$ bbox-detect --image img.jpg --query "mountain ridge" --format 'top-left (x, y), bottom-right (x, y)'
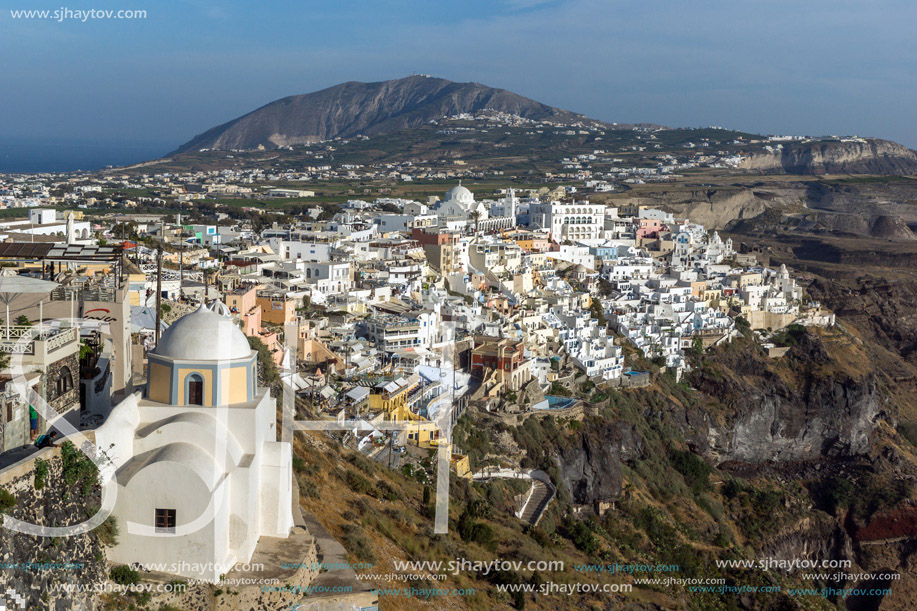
top-left (168, 76), bottom-right (640, 156)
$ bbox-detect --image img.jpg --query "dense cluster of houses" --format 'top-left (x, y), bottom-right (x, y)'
top-left (0, 179), bottom-right (835, 490)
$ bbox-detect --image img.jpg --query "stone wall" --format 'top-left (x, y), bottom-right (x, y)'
top-left (0, 446), bottom-right (107, 611)
top-left (43, 352), bottom-right (80, 419)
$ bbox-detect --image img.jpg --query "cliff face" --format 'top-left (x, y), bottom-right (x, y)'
top-left (721, 373), bottom-right (878, 463)
top-left (549, 333), bottom-right (880, 508)
top-left (553, 422), bottom-right (643, 506)
top-left (739, 138), bottom-right (917, 175)
top-left (170, 75), bottom-right (606, 154)
top-left (688, 334), bottom-right (881, 464)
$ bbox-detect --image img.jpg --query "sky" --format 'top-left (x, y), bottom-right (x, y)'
top-left (1, 0), bottom-right (915, 161)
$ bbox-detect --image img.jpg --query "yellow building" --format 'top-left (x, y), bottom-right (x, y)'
top-left (451, 454), bottom-right (471, 479)
top-left (256, 292), bottom-right (295, 326)
top-left (689, 281), bottom-right (707, 299)
top-left (368, 375), bottom-right (420, 422)
top-left (731, 272), bottom-right (763, 289)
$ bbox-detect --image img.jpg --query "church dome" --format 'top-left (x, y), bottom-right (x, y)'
top-left (153, 305), bottom-right (252, 361)
top-left (445, 184), bottom-right (474, 205)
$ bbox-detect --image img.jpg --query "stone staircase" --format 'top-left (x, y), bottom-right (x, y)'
top-left (518, 478), bottom-right (554, 526)
top-left (473, 468), bottom-right (556, 527)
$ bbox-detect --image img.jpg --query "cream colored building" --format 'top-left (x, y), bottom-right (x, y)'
top-left (97, 304), bottom-right (294, 582)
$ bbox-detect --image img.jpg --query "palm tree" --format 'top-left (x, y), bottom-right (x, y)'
top-left (470, 210), bottom-right (481, 235)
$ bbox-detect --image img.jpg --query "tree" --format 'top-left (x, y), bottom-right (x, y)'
top-left (597, 278), bottom-right (614, 297)
top-left (588, 298), bottom-right (606, 326)
top-left (248, 335), bottom-right (280, 388)
top-left (470, 210), bottom-right (481, 234)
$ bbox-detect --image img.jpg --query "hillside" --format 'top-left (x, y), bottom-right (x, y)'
top-left (277, 327), bottom-right (917, 610)
top-left (169, 76), bottom-right (617, 155)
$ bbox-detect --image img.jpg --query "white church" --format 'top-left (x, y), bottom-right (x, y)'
top-left (96, 303), bottom-right (294, 582)
top-left (435, 183), bottom-right (516, 233)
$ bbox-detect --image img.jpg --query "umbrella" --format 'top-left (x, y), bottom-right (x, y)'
top-left (0, 276), bottom-right (60, 339)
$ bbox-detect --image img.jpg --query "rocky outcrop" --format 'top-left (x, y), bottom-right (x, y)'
top-left (605, 186), bottom-right (799, 230)
top-left (739, 139), bottom-right (917, 175)
top-left (553, 422), bottom-right (643, 506)
top-left (723, 374), bottom-right (879, 462)
top-left (690, 335), bottom-right (882, 463)
top-left (170, 75), bottom-right (609, 154)
top-left (0, 450), bottom-right (107, 611)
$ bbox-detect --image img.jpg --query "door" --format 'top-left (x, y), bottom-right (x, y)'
top-left (188, 375), bottom-right (204, 406)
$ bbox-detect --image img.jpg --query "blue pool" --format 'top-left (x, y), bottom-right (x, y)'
top-left (536, 395), bottom-right (576, 410)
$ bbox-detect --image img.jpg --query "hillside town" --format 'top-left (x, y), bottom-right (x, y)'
top-left (0, 179), bottom-right (834, 454)
top-left (0, 175), bottom-right (835, 607)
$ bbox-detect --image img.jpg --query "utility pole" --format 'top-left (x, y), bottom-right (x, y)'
top-left (177, 213), bottom-right (183, 302)
top-left (155, 246), bottom-right (163, 347)
top-left (179, 241), bottom-right (184, 302)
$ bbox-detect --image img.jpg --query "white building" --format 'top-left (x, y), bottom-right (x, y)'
top-left (97, 305), bottom-right (294, 582)
top-left (301, 261), bottom-right (352, 295)
top-left (529, 202), bottom-right (606, 243)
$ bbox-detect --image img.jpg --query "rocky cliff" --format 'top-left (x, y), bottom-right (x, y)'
top-left (689, 334), bottom-right (882, 463)
top-left (739, 138), bottom-right (917, 175)
top-left (553, 422), bottom-right (644, 506)
top-left (170, 75), bottom-right (608, 154)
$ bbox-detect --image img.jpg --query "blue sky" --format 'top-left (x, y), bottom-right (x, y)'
top-left (2, 0), bottom-right (915, 150)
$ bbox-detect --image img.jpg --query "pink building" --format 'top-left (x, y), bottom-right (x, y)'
top-left (635, 219), bottom-right (669, 240)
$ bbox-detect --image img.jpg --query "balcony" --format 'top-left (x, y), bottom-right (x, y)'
top-left (0, 326), bottom-right (78, 358)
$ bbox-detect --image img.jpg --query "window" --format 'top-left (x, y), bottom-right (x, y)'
top-left (55, 366), bottom-right (73, 397)
top-left (187, 373), bottom-right (204, 406)
top-left (155, 508), bottom-right (176, 533)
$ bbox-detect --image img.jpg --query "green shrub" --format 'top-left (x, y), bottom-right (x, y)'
top-left (0, 489), bottom-right (16, 513)
top-left (564, 519), bottom-right (596, 555)
top-left (300, 479), bottom-right (319, 499)
top-left (897, 423), bottom-right (917, 448)
top-left (34, 458), bottom-right (49, 490)
top-left (96, 515), bottom-right (119, 547)
top-left (60, 441), bottom-right (99, 495)
top-left (849, 475), bottom-right (911, 519)
top-left (823, 477), bottom-right (855, 512)
top-left (110, 565), bottom-right (140, 585)
top-left (341, 524), bottom-right (376, 562)
top-left (345, 470), bottom-right (373, 495)
top-left (670, 449), bottom-right (711, 494)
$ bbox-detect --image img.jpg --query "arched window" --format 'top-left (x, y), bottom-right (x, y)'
top-left (55, 366), bottom-right (73, 397)
top-left (186, 373), bottom-right (204, 406)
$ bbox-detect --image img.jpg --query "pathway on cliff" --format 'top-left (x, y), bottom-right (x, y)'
top-left (473, 468), bottom-right (556, 526)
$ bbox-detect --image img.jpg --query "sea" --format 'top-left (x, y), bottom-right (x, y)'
top-left (0, 138), bottom-right (175, 174)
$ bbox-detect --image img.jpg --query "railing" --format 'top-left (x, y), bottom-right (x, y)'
top-left (47, 327), bottom-right (77, 352)
top-left (50, 282), bottom-right (122, 303)
top-left (0, 326), bottom-right (77, 355)
top-left (0, 340), bottom-right (34, 355)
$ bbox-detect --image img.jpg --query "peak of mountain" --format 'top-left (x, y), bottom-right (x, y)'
top-left (169, 76), bottom-right (618, 156)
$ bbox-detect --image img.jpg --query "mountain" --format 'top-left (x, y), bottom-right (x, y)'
top-left (169, 76), bottom-right (618, 156)
top-left (739, 138), bottom-right (917, 175)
